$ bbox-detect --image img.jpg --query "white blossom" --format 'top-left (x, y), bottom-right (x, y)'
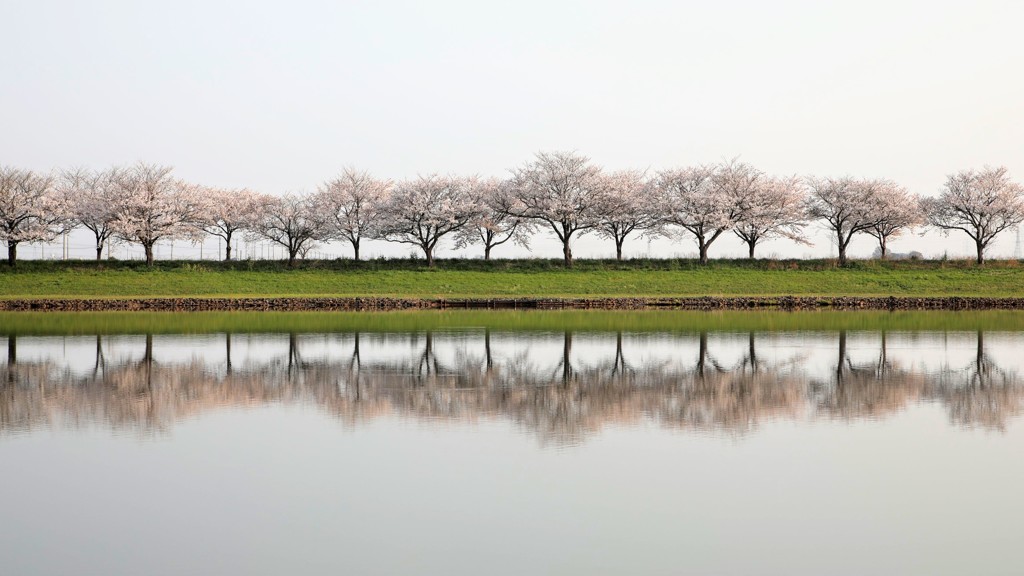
top-left (378, 174), bottom-right (479, 267)
top-left (62, 167), bottom-right (121, 260)
top-left (653, 164), bottom-right (728, 264)
top-left (805, 176), bottom-right (879, 265)
top-left (196, 187), bottom-right (270, 261)
top-left (510, 151), bottom-right (604, 267)
top-left (863, 181), bottom-right (922, 259)
top-left (731, 173), bottom-right (809, 259)
top-left (454, 178), bottom-right (533, 260)
top-left (315, 168), bottom-right (391, 261)
top-left (923, 166), bottom-right (1024, 264)
top-left (593, 169), bottom-right (657, 261)
top-left (255, 193), bottom-right (329, 266)
top-left (108, 163), bottom-right (205, 266)
top-left (0, 167), bottom-right (69, 266)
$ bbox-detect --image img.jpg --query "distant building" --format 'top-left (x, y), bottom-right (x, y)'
top-left (871, 247), bottom-right (923, 260)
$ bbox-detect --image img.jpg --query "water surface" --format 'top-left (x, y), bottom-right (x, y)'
top-left (2, 312), bottom-right (1024, 575)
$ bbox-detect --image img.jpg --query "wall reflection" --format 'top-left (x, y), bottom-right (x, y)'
top-left (3, 330), bottom-right (1023, 442)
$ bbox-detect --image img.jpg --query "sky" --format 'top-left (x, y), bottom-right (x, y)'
top-left (2, 0), bottom-right (1023, 260)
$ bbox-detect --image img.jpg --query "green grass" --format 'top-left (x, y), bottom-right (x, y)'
top-left (2, 258), bottom-right (1024, 298)
top-left (3, 309), bottom-right (1024, 336)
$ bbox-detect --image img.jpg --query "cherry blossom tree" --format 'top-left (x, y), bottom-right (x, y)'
top-left (805, 176), bottom-right (880, 266)
top-left (653, 165), bottom-right (727, 264)
top-left (62, 167), bottom-right (120, 260)
top-left (109, 163), bottom-right (205, 266)
top-left (316, 168), bottom-right (391, 261)
top-left (256, 193), bottom-right (329, 266)
top-left (593, 169), bottom-right (657, 260)
top-left (454, 178), bottom-right (532, 260)
top-left (197, 187), bottom-right (269, 261)
top-left (510, 151), bottom-right (604, 267)
top-left (731, 174), bottom-right (808, 259)
top-left (923, 166), bottom-right (1024, 264)
top-left (0, 167), bottom-right (68, 266)
top-left (863, 181), bottom-right (922, 259)
top-left (378, 174), bottom-right (479, 267)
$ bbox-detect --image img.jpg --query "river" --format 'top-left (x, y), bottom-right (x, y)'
top-left (2, 312), bottom-right (1023, 575)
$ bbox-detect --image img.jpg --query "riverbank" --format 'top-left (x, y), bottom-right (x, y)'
top-left (4, 295), bottom-right (1024, 312)
top-left (3, 258), bottom-right (1024, 299)
top-left (3, 309), bottom-right (1024, 335)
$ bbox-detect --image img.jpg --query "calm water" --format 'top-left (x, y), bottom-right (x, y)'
top-left (3, 318), bottom-right (1024, 575)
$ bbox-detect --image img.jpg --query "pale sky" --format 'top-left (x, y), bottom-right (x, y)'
top-left (3, 0), bottom-right (1023, 260)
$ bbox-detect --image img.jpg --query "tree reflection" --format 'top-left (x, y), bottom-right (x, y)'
top-left (931, 331), bottom-right (1023, 430)
top-left (2, 329), bottom-right (1024, 442)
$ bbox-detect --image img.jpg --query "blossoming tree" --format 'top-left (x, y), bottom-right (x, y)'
top-left (923, 166), bottom-right (1024, 264)
top-left (0, 167), bottom-right (68, 266)
top-left (863, 181), bottom-right (922, 259)
top-left (654, 165), bottom-right (727, 264)
top-left (510, 151), bottom-right (604, 267)
top-left (805, 176), bottom-right (880, 265)
top-left (197, 187), bottom-right (270, 261)
top-left (593, 169), bottom-right (657, 261)
top-left (63, 167), bottom-right (121, 260)
top-left (256, 193), bottom-right (329, 266)
top-left (731, 174), bottom-right (808, 259)
top-left (378, 174), bottom-right (479, 267)
top-left (109, 163), bottom-right (205, 266)
top-left (454, 177), bottom-right (532, 260)
top-left (316, 168), bottom-right (391, 261)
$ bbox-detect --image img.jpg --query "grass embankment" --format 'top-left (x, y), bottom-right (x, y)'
top-left (1, 258), bottom-right (1023, 298)
top-left (3, 309), bottom-right (1024, 336)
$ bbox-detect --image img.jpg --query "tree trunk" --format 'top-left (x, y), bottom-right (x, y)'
top-left (747, 240), bottom-right (756, 259)
top-left (484, 244), bottom-right (492, 261)
top-left (837, 331), bottom-right (847, 385)
top-left (561, 331), bottom-right (573, 385)
top-left (6, 335), bottom-right (14, 386)
top-left (748, 332), bottom-right (757, 372)
top-left (879, 331), bottom-right (888, 375)
top-left (976, 331), bottom-right (985, 379)
top-left (613, 331), bottom-right (625, 374)
top-left (287, 248), bottom-right (298, 267)
top-left (484, 329), bottom-right (493, 370)
top-left (615, 237), bottom-right (624, 261)
top-left (143, 333), bottom-right (154, 412)
top-left (698, 242), bottom-right (709, 265)
top-left (144, 242), bottom-right (154, 266)
top-left (94, 335), bottom-right (102, 372)
top-left (225, 333), bottom-right (232, 375)
top-left (976, 239), bottom-right (985, 265)
top-left (96, 244), bottom-right (103, 261)
top-left (697, 332), bottom-right (708, 377)
top-left (352, 238), bottom-right (360, 262)
top-left (878, 237), bottom-right (888, 260)
top-left (837, 242), bottom-right (848, 266)
top-left (7, 241), bottom-right (17, 266)
top-left (562, 239), bottom-right (573, 268)
top-left (287, 333), bottom-right (298, 375)
top-left (224, 233), bottom-right (233, 261)
top-left (424, 245), bottom-right (435, 267)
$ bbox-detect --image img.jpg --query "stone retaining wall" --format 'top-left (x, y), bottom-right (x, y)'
top-left (2, 296), bottom-right (1024, 312)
